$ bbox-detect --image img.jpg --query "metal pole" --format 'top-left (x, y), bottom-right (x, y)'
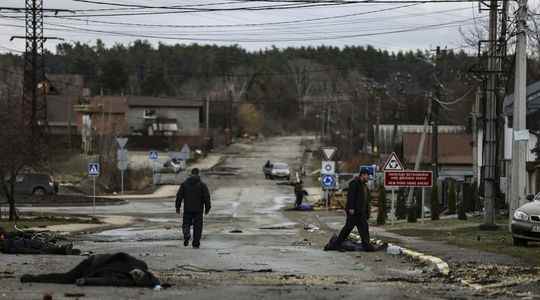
top-left (93, 176), bottom-right (96, 215)
top-left (391, 188), bottom-right (395, 225)
top-left (121, 170), bottom-right (124, 195)
top-left (510, 0), bottom-right (528, 228)
top-left (421, 188), bottom-right (425, 224)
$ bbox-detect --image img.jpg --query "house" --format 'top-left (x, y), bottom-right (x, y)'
top-left (126, 96), bottom-right (203, 136)
top-left (46, 74), bottom-right (85, 136)
top-left (503, 80), bottom-right (540, 131)
top-left (377, 124), bottom-right (467, 154)
top-left (402, 132), bottom-right (473, 182)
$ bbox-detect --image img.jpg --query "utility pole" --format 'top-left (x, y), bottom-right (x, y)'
top-left (472, 88), bottom-right (481, 186)
top-left (480, 0), bottom-right (500, 229)
top-left (432, 47), bottom-right (441, 184)
top-left (510, 0), bottom-right (528, 227)
top-left (8, 1), bottom-right (68, 149)
top-left (375, 94), bottom-right (381, 155)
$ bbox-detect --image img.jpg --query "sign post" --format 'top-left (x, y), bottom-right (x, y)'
top-left (320, 147), bottom-right (338, 209)
top-left (383, 152), bottom-right (404, 225)
top-left (421, 188), bottom-right (425, 224)
top-left (88, 162), bottom-right (100, 215)
top-left (116, 137), bottom-right (129, 195)
top-left (149, 150), bottom-right (159, 184)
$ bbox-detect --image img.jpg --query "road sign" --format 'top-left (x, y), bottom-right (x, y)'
top-left (321, 147), bottom-right (337, 160)
top-left (88, 163), bottom-right (100, 177)
top-left (117, 160), bottom-right (129, 171)
top-left (321, 161), bottom-right (336, 175)
top-left (384, 171), bottom-right (433, 188)
top-left (359, 165), bottom-right (376, 180)
top-left (180, 144), bottom-right (191, 159)
top-left (116, 137), bottom-right (128, 149)
top-left (321, 174), bottom-right (336, 189)
top-left (117, 149), bottom-right (128, 162)
top-left (149, 150), bottom-right (159, 161)
top-left (383, 152), bottom-right (404, 171)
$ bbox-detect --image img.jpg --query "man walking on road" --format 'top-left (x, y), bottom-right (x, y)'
top-left (334, 169), bottom-right (375, 251)
top-left (176, 168), bottom-right (211, 248)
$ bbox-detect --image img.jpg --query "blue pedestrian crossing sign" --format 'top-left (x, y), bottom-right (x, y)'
top-left (321, 174), bottom-right (336, 190)
top-left (88, 163), bottom-right (100, 177)
top-left (149, 150), bottom-right (159, 161)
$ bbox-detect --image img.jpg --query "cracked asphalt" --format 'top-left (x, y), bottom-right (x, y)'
top-left (1, 136), bottom-right (482, 299)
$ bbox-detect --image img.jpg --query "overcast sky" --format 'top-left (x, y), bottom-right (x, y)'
top-left (0, 0), bottom-right (490, 54)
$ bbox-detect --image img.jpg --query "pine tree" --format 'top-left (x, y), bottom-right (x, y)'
top-left (431, 185), bottom-right (440, 220)
top-left (377, 186), bottom-right (387, 225)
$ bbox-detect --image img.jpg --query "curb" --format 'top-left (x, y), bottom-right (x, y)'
top-left (349, 233), bottom-right (450, 276)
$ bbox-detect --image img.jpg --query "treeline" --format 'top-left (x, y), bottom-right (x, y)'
top-left (1, 40), bottom-right (486, 132)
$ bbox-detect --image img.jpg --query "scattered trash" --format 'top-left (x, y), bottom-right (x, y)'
top-left (153, 285), bottom-right (162, 291)
top-left (386, 245), bottom-right (402, 255)
top-left (292, 239), bottom-right (311, 247)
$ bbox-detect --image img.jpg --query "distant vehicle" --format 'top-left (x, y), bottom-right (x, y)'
top-left (264, 162), bottom-right (290, 180)
top-left (511, 193), bottom-right (540, 246)
top-left (162, 158), bottom-right (184, 173)
top-left (14, 173), bottom-right (58, 196)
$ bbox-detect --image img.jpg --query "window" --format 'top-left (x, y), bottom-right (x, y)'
top-left (143, 108), bottom-right (156, 119)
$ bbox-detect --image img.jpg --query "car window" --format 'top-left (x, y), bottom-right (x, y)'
top-left (274, 164), bottom-right (288, 169)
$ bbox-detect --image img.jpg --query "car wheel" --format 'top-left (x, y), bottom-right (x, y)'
top-left (513, 237), bottom-right (528, 247)
top-left (33, 187), bottom-right (46, 196)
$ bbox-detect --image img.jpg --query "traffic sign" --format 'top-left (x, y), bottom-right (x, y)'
top-left (321, 161), bottom-right (336, 175)
top-left (117, 160), bottom-right (129, 171)
top-left (359, 165), bottom-right (376, 180)
top-left (149, 150), bottom-right (159, 161)
top-left (321, 174), bottom-right (336, 189)
top-left (321, 147), bottom-right (337, 160)
top-left (117, 149), bottom-right (128, 162)
top-left (180, 144), bottom-right (191, 159)
top-left (384, 171), bottom-right (433, 188)
top-left (383, 152), bottom-right (404, 171)
top-left (88, 163), bottom-right (100, 177)
top-left (116, 137), bottom-right (128, 149)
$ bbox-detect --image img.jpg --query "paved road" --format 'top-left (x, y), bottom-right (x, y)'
top-left (2, 137), bottom-right (474, 299)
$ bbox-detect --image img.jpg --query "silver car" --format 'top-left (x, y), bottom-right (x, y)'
top-left (268, 163), bottom-right (290, 180)
top-left (511, 193), bottom-right (540, 246)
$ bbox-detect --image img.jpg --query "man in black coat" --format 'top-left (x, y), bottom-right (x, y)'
top-left (20, 252), bottom-right (160, 287)
top-left (334, 169), bottom-right (375, 251)
top-left (176, 168), bottom-right (211, 248)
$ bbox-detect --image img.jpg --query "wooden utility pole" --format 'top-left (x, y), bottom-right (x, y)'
top-left (510, 0), bottom-right (528, 227)
top-left (432, 47), bottom-right (441, 185)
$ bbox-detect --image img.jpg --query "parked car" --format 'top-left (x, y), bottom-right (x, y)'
top-left (511, 193), bottom-right (540, 246)
top-left (14, 173), bottom-right (58, 196)
top-left (266, 162), bottom-right (291, 180)
top-left (162, 158), bottom-right (185, 173)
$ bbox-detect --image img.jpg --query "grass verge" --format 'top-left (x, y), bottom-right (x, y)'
top-left (384, 217), bottom-right (540, 266)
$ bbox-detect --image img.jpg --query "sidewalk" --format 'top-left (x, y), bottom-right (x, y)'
top-left (103, 154), bottom-right (223, 200)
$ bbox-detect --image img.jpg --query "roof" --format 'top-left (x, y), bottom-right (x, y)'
top-left (127, 96), bottom-right (204, 108)
top-left (403, 132), bottom-right (473, 165)
top-left (503, 80), bottom-right (540, 117)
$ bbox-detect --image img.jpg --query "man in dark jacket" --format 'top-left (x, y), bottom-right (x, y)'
top-left (334, 169), bottom-right (375, 251)
top-left (20, 252), bottom-right (160, 287)
top-left (176, 168), bottom-right (211, 248)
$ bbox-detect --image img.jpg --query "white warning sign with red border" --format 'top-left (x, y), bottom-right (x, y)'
top-left (383, 152), bottom-right (404, 171)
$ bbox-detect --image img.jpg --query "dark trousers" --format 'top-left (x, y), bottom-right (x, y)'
top-left (335, 214), bottom-right (370, 246)
top-left (295, 192), bottom-right (304, 207)
top-left (183, 212), bottom-right (203, 245)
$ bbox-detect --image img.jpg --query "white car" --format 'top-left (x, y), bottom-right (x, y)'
top-left (268, 163), bottom-right (290, 180)
top-left (511, 193), bottom-right (540, 246)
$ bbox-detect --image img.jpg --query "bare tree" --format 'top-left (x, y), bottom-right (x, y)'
top-left (0, 71), bottom-right (46, 220)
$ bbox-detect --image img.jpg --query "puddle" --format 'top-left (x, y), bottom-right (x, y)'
top-left (255, 196), bottom-right (294, 214)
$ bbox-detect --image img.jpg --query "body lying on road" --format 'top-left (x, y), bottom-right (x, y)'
top-left (20, 252), bottom-right (160, 288)
top-left (0, 227), bottom-right (80, 255)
